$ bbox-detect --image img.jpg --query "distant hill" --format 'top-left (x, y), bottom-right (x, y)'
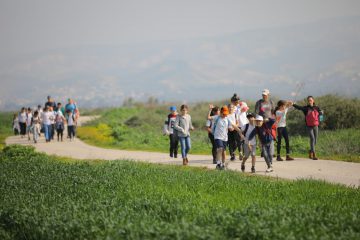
top-left (0, 16), bottom-right (359, 110)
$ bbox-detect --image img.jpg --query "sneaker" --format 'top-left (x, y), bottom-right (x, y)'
top-left (251, 166), bottom-right (255, 173)
top-left (266, 167), bottom-right (274, 173)
top-left (241, 164), bottom-right (245, 172)
top-left (170, 153), bottom-right (173, 158)
top-left (174, 154), bottom-right (178, 158)
top-left (216, 164), bottom-right (224, 170)
top-left (230, 155), bottom-right (235, 161)
top-left (276, 156), bottom-right (284, 161)
top-left (286, 155), bottom-right (294, 161)
top-left (213, 159), bottom-right (217, 164)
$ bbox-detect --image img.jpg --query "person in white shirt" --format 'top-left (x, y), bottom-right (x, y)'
top-left (42, 106), bottom-right (55, 142)
top-left (31, 111), bottom-right (41, 143)
top-left (26, 108), bottom-right (33, 141)
top-left (206, 106), bottom-right (220, 164)
top-left (241, 113), bottom-right (257, 173)
top-left (66, 109), bottom-right (76, 141)
top-left (12, 113), bottom-right (20, 135)
top-left (207, 105), bottom-right (244, 170)
top-left (275, 100), bottom-right (294, 161)
top-left (55, 109), bottom-right (66, 141)
top-left (18, 107), bottom-right (27, 137)
top-left (227, 104), bottom-right (238, 161)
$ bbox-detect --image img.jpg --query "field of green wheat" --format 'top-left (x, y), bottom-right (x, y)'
top-left (1, 145), bottom-right (359, 239)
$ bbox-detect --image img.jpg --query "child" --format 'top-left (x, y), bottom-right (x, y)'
top-left (49, 106), bottom-right (56, 140)
top-left (237, 101), bottom-right (249, 160)
top-left (12, 113), bottom-right (20, 135)
top-left (66, 109), bottom-right (76, 141)
top-left (255, 115), bottom-right (276, 172)
top-left (31, 111), bottom-right (41, 143)
top-left (55, 108), bottom-right (66, 141)
top-left (275, 100), bottom-right (294, 161)
top-left (241, 113), bottom-right (257, 173)
top-left (208, 105), bottom-right (244, 170)
top-left (174, 105), bottom-right (194, 165)
top-left (163, 106), bottom-right (179, 158)
top-left (227, 104), bottom-right (238, 161)
top-left (293, 96), bottom-right (323, 160)
top-left (18, 107), bottom-right (27, 138)
top-left (206, 106), bottom-right (220, 164)
top-left (26, 108), bottom-right (33, 141)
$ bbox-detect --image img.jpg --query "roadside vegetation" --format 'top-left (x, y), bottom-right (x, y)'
top-left (1, 145), bottom-right (359, 239)
top-left (77, 95), bottom-right (360, 162)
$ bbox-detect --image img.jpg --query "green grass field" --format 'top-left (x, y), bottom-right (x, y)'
top-left (77, 106), bottom-right (360, 163)
top-left (1, 145), bottom-right (359, 239)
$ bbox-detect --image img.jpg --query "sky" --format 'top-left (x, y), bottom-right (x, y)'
top-left (1, 0), bottom-right (360, 58)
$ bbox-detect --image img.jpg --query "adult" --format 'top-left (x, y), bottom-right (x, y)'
top-left (65, 98), bottom-right (77, 115)
top-left (255, 89), bottom-right (275, 156)
top-left (18, 107), bottom-right (27, 137)
top-left (42, 106), bottom-right (55, 142)
top-left (293, 96), bottom-right (323, 160)
top-left (254, 89), bottom-right (275, 119)
top-left (45, 96), bottom-right (57, 111)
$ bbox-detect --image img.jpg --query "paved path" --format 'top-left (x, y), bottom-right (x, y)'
top-left (5, 116), bottom-right (360, 187)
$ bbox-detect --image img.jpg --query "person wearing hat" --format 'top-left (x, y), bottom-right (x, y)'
top-left (207, 104), bottom-right (244, 170)
top-left (255, 114), bottom-right (276, 172)
top-left (163, 106), bottom-right (179, 158)
top-left (255, 89), bottom-right (275, 157)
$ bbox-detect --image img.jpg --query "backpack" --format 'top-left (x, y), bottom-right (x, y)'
top-left (306, 108), bottom-right (319, 127)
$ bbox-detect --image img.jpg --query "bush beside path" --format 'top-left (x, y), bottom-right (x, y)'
top-left (5, 116), bottom-right (360, 187)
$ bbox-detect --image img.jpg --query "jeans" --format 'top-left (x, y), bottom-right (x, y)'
top-left (262, 143), bottom-right (273, 167)
top-left (169, 133), bottom-right (179, 157)
top-left (44, 124), bottom-right (52, 141)
top-left (277, 127), bottom-right (290, 155)
top-left (68, 125), bottom-right (76, 139)
top-left (307, 126), bottom-right (318, 152)
top-left (179, 136), bottom-right (191, 159)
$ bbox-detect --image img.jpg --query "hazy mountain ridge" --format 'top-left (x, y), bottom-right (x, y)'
top-left (1, 16), bottom-right (360, 110)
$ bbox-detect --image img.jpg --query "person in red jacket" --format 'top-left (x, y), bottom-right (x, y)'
top-left (293, 96), bottom-right (323, 160)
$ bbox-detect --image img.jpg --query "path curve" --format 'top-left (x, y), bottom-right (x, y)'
top-left (5, 116), bottom-right (360, 187)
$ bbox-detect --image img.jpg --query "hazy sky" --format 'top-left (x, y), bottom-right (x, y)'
top-left (1, 0), bottom-right (360, 58)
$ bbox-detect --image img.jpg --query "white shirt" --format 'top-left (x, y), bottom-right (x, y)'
top-left (67, 113), bottom-right (75, 126)
top-left (213, 115), bottom-right (232, 141)
top-left (26, 113), bottom-right (32, 126)
top-left (42, 111), bottom-right (55, 125)
top-left (18, 112), bottom-right (27, 123)
top-left (276, 108), bottom-right (288, 128)
top-left (238, 112), bottom-right (249, 128)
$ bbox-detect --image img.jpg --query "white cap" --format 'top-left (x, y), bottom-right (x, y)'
top-left (255, 115), bottom-right (264, 121)
top-left (262, 89), bottom-right (270, 96)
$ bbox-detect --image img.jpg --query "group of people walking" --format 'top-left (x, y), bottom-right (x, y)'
top-left (13, 96), bottom-right (80, 143)
top-left (163, 89), bottom-right (323, 172)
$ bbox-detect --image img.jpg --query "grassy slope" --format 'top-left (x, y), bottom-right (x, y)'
top-left (1, 145), bottom-right (359, 239)
top-left (77, 106), bottom-right (360, 163)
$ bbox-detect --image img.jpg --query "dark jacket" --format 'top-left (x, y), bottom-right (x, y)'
top-left (256, 118), bottom-right (276, 145)
top-left (293, 104), bottom-right (322, 127)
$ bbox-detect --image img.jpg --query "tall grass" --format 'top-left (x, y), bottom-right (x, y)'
top-left (1, 145), bottom-right (359, 239)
